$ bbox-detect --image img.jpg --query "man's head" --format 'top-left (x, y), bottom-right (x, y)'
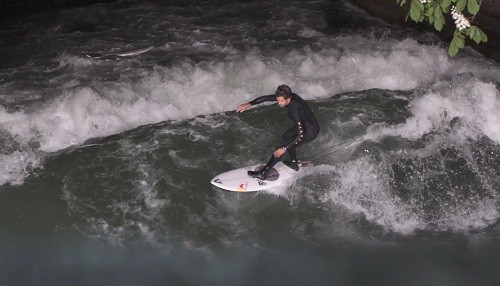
top-left (275, 85), bottom-right (292, 107)
top-left (275, 85), bottom-right (292, 99)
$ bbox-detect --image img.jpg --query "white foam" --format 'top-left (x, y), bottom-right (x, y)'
top-left (435, 198), bottom-right (499, 232)
top-left (298, 27), bottom-right (324, 38)
top-left (0, 150), bottom-right (43, 186)
top-left (367, 80), bottom-right (500, 145)
top-left (297, 151), bottom-right (499, 235)
top-left (1, 29), bottom-right (498, 187)
top-left (294, 37), bottom-right (453, 95)
top-left (318, 159), bottom-right (423, 235)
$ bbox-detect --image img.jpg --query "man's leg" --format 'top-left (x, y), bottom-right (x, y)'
top-left (248, 127), bottom-right (309, 179)
top-left (283, 145), bottom-right (299, 171)
top-left (248, 128), bottom-right (296, 180)
top-left (247, 154), bottom-right (281, 180)
top-left (284, 129), bottom-right (319, 171)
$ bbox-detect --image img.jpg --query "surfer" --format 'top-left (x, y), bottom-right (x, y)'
top-left (236, 85), bottom-right (320, 180)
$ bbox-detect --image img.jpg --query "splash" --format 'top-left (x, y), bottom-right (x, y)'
top-left (367, 78), bottom-right (500, 145)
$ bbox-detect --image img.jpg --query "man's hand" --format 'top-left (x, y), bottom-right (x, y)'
top-left (236, 103), bottom-right (251, 113)
top-left (273, 147), bottom-right (286, 158)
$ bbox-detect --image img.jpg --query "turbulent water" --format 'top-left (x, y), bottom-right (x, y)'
top-left (1, 0), bottom-right (499, 284)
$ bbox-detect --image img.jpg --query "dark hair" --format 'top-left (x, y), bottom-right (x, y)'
top-left (275, 85), bottom-right (292, 99)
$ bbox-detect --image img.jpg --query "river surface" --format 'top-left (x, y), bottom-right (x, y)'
top-left (1, 0), bottom-right (499, 285)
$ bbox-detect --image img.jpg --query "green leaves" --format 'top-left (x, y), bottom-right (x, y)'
top-left (449, 34), bottom-right (465, 56)
top-left (433, 4), bottom-right (444, 31)
top-left (448, 41), bottom-right (459, 57)
top-left (441, 0), bottom-right (452, 12)
top-left (399, 0), bottom-right (487, 57)
top-left (467, 0), bottom-right (480, 15)
top-left (456, 0), bottom-right (467, 12)
top-left (468, 26), bottom-right (488, 44)
top-left (434, 16), bottom-right (444, 31)
top-left (447, 25), bottom-right (488, 56)
top-left (409, 0), bottom-right (424, 21)
top-left (453, 35), bottom-right (465, 49)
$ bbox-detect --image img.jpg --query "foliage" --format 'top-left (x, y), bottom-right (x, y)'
top-left (397, 0), bottom-right (488, 56)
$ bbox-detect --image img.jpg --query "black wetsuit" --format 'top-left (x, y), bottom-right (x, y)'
top-left (248, 93), bottom-right (319, 177)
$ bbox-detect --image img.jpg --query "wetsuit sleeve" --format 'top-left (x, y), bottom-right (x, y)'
top-left (249, 94), bottom-right (276, 105)
top-left (282, 106), bottom-right (304, 149)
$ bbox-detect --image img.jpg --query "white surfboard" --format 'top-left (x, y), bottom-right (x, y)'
top-left (210, 161), bottom-right (307, 192)
top-left (113, 46), bottom-right (153, 57)
top-left (85, 46), bottom-right (153, 59)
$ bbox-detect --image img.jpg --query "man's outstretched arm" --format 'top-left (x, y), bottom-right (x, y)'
top-left (236, 94), bottom-right (275, 113)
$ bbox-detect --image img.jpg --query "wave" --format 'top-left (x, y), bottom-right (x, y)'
top-left (1, 36), bottom-right (485, 152)
top-left (1, 29), bottom-right (499, 189)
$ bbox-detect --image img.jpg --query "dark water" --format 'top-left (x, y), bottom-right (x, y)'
top-left (0, 0), bottom-right (499, 285)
